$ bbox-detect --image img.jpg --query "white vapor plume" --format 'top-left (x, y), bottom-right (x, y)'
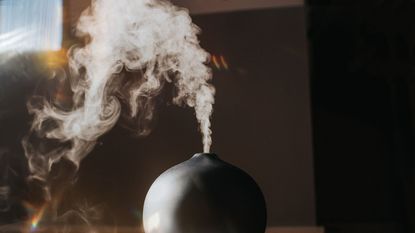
top-left (23, 0), bottom-right (215, 181)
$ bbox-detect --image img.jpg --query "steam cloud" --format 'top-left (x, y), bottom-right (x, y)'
top-left (23, 0), bottom-right (215, 182)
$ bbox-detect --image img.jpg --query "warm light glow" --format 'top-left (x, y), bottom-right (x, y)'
top-left (30, 220), bottom-right (38, 230)
top-left (211, 54), bottom-right (230, 70)
top-left (39, 49), bottom-right (68, 69)
top-left (27, 205), bottom-right (46, 232)
top-left (31, 212), bottom-right (43, 231)
top-left (212, 55), bottom-right (221, 70)
top-left (220, 55), bottom-right (229, 70)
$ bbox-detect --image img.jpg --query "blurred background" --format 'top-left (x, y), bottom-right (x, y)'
top-left (0, 0), bottom-right (414, 233)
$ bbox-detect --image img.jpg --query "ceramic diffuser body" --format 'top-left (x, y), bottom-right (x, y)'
top-left (143, 153), bottom-right (267, 233)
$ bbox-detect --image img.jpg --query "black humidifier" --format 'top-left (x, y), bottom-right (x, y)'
top-left (143, 153), bottom-right (267, 233)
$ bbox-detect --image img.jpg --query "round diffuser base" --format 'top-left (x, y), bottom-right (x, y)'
top-left (143, 153), bottom-right (267, 233)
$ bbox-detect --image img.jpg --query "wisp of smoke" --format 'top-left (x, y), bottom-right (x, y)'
top-left (23, 0), bottom-right (215, 182)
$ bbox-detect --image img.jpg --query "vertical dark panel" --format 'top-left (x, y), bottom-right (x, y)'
top-left (307, 1), bottom-right (415, 232)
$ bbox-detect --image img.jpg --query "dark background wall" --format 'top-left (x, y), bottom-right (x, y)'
top-left (307, 1), bottom-right (415, 232)
top-left (0, 3), bottom-right (316, 229)
top-left (73, 6), bottom-right (316, 227)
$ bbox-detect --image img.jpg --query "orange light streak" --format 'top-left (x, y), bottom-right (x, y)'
top-left (30, 206), bottom-right (46, 231)
top-left (39, 49), bottom-right (68, 69)
top-left (211, 55), bottom-right (221, 70)
top-left (220, 55), bottom-right (229, 70)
